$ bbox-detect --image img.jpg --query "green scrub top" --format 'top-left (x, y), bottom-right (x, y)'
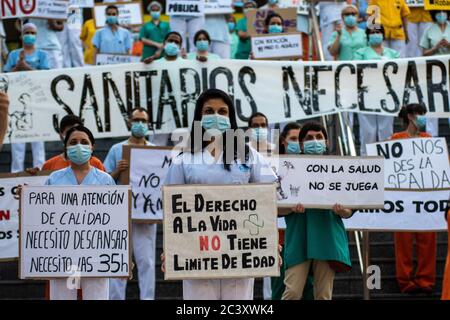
top-left (139, 20), bottom-right (171, 59)
top-left (354, 46), bottom-right (400, 60)
top-left (328, 28), bottom-right (368, 61)
top-left (235, 17), bottom-right (251, 60)
top-left (284, 209), bottom-right (352, 271)
top-left (420, 22), bottom-right (450, 56)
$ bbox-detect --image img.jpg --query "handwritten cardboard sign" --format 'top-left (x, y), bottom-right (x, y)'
top-left (251, 32), bottom-right (302, 60)
top-left (246, 7), bottom-right (297, 36)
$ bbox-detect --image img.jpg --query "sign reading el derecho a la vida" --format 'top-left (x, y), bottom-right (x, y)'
top-left (268, 155), bottom-right (385, 209)
top-left (252, 33), bottom-right (302, 60)
top-left (366, 137), bottom-right (450, 189)
top-left (93, 1), bottom-right (143, 28)
top-left (163, 184), bottom-right (279, 280)
top-left (20, 185), bottom-right (131, 279)
top-left (0, 0), bottom-right (69, 19)
top-left (166, 0), bottom-right (205, 16)
top-left (122, 146), bottom-right (173, 222)
top-left (0, 173), bottom-right (49, 261)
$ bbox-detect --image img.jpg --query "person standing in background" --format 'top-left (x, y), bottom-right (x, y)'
top-left (140, 1), bottom-right (171, 61)
top-left (406, 5), bottom-right (432, 58)
top-left (354, 25), bottom-right (400, 155)
top-left (205, 12), bottom-right (232, 59)
top-left (57, 5), bottom-right (84, 68)
top-left (169, 0), bottom-right (205, 52)
top-left (352, 0), bottom-right (368, 29)
top-left (367, 0), bottom-right (410, 57)
top-left (227, 15), bottom-right (239, 58)
top-left (28, 18), bottom-right (64, 69)
top-left (420, 9), bottom-right (450, 138)
top-left (187, 30), bottom-right (221, 61)
top-left (236, 0), bottom-right (257, 60)
top-left (92, 5), bottom-right (133, 57)
top-left (317, 0), bottom-right (350, 61)
top-left (4, 23), bottom-right (48, 173)
top-left (391, 103), bottom-right (436, 294)
top-left (80, 18), bottom-right (97, 65)
top-left (105, 108), bottom-right (157, 301)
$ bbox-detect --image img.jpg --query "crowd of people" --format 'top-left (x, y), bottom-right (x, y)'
top-left (0, 0), bottom-right (449, 301)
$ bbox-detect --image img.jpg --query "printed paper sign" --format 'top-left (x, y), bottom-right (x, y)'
top-left (268, 155), bottom-right (385, 209)
top-left (406, 0), bottom-right (424, 6)
top-left (344, 189), bottom-right (449, 231)
top-left (0, 173), bottom-right (49, 261)
top-left (123, 146), bottom-right (173, 222)
top-left (94, 1), bottom-right (143, 28)
top-left (166, 0), bottom-right (205, 16)
top-left (70, 0), bottom-right (94, 8)
top-left (20, 185), bottom-right (131, 278)
top-left (96, 54), bottom-right (141, 65)
top-left (205, 0), bottom-right (233, 14)
top-left (424, 0), bottom-right (449, 10)
top-left (252, 33), bottom-right (302, 59)
top-left (163, 183), bottom-right (279, 280)
top-left (366, 137), bottom-right (450, 189)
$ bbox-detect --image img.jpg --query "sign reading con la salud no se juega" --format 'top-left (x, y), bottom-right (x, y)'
top-left (163, 183), bottom-right (279, 280)
top-left (20, 185), bottom-right (131, 279)
top-left (268, 155), bottom-right (385, 209)
top-left (2, 56), bottom-right (450, 144)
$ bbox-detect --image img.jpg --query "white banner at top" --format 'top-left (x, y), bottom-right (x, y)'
top-left (1, 56), bottom-right (449, 144)
top-left (0, 0), bottom-right (69, 20)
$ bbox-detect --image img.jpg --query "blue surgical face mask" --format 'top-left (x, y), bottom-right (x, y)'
top-left (344, 15), bottom-right (357, 27)
top-left (303, 140), bottom-right (327, 155)
top-left (196, 40), bottom-right (209, 51)
top-left (67, 144), bottom-right (92, 165)
top-left (287, 141), bottom-right (300, 154)
top-left (131, 121), bottom-right (148, 138)
top-left (415, 115), bottom-right (427, 131)
top-left (436, 12), bottom-right (448, 25)
top-left (164, 42), bottom-right (180, 57)
top-left (23, 34), bottom-right (36, 46)
top-left (201, 114), bottom-right (231, 133)
top-left (268, 24), bottom-right (283, 34)
top-left (368, 33), bottom-right (383, 46)
top-left (106, 15), bottom-right (118, 25)
top-left (252, 128), bottom-right (268, 142)
top-left (228, 22), bottom-right (236, 32)
top-left (151, 11), bottom-right (161, 20)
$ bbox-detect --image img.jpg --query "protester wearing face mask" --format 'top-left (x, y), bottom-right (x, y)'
top-left (328, 5), bottom-right (367, 129)
top-left (264, 13), bottom-right (284, 35)
top-left (420, 10), bottom-right (450, 138)
top-left (104, 108), bottom-right (157, 301)
top-left (236, 0), bottom-right (257, 59)
top-left (187, 30), bottom-right (220, 62)
top-left (4, 22), bottom-right (48, 174)
top-left (354, 25), bottom-right (400, 155)
top-left (248, 112), bottom-right (275, 156)
top-left (281, 121), bottom-right (352, 300)
top-left (227, 15), bottom-right (239, 59)
top-left (44, 125), bottom-right (115, 300)
top-left (204, 11), bottom-right (232, 59)
top-left (390, 104), bottom-right (437, 294)
top-left (140, 1), bottom-right (170, 61)
top-left (162, 89), bottom-right (277, 300)
top-left (92, 5), bottom-right (133, 58)
top-left (144, 31), bottom-right (184, 64)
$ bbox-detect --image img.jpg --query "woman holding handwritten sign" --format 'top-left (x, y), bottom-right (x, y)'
top-left (390, 103), bottom-right (436, 294)
top-left (163, 88), bottom-right (277, 300)
top-left (281, 122), bottom-right (352, 300)
top-left (44, 126), bottom-right (115, 300)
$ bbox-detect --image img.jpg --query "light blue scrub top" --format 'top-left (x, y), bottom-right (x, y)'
top-left (92, 26), bottom-right (133, 54)
top-left (45, 166), bottom-right (116, 186)
top-left (103, 139), bottom-right (154, 174)
top-left (164, 147), bottom-right (277, 185)
top-left (4, 49), bottom-right (50, 72)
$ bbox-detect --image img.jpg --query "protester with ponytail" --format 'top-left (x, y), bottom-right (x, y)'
top-left (391, 103), bottom-right (437, 294)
